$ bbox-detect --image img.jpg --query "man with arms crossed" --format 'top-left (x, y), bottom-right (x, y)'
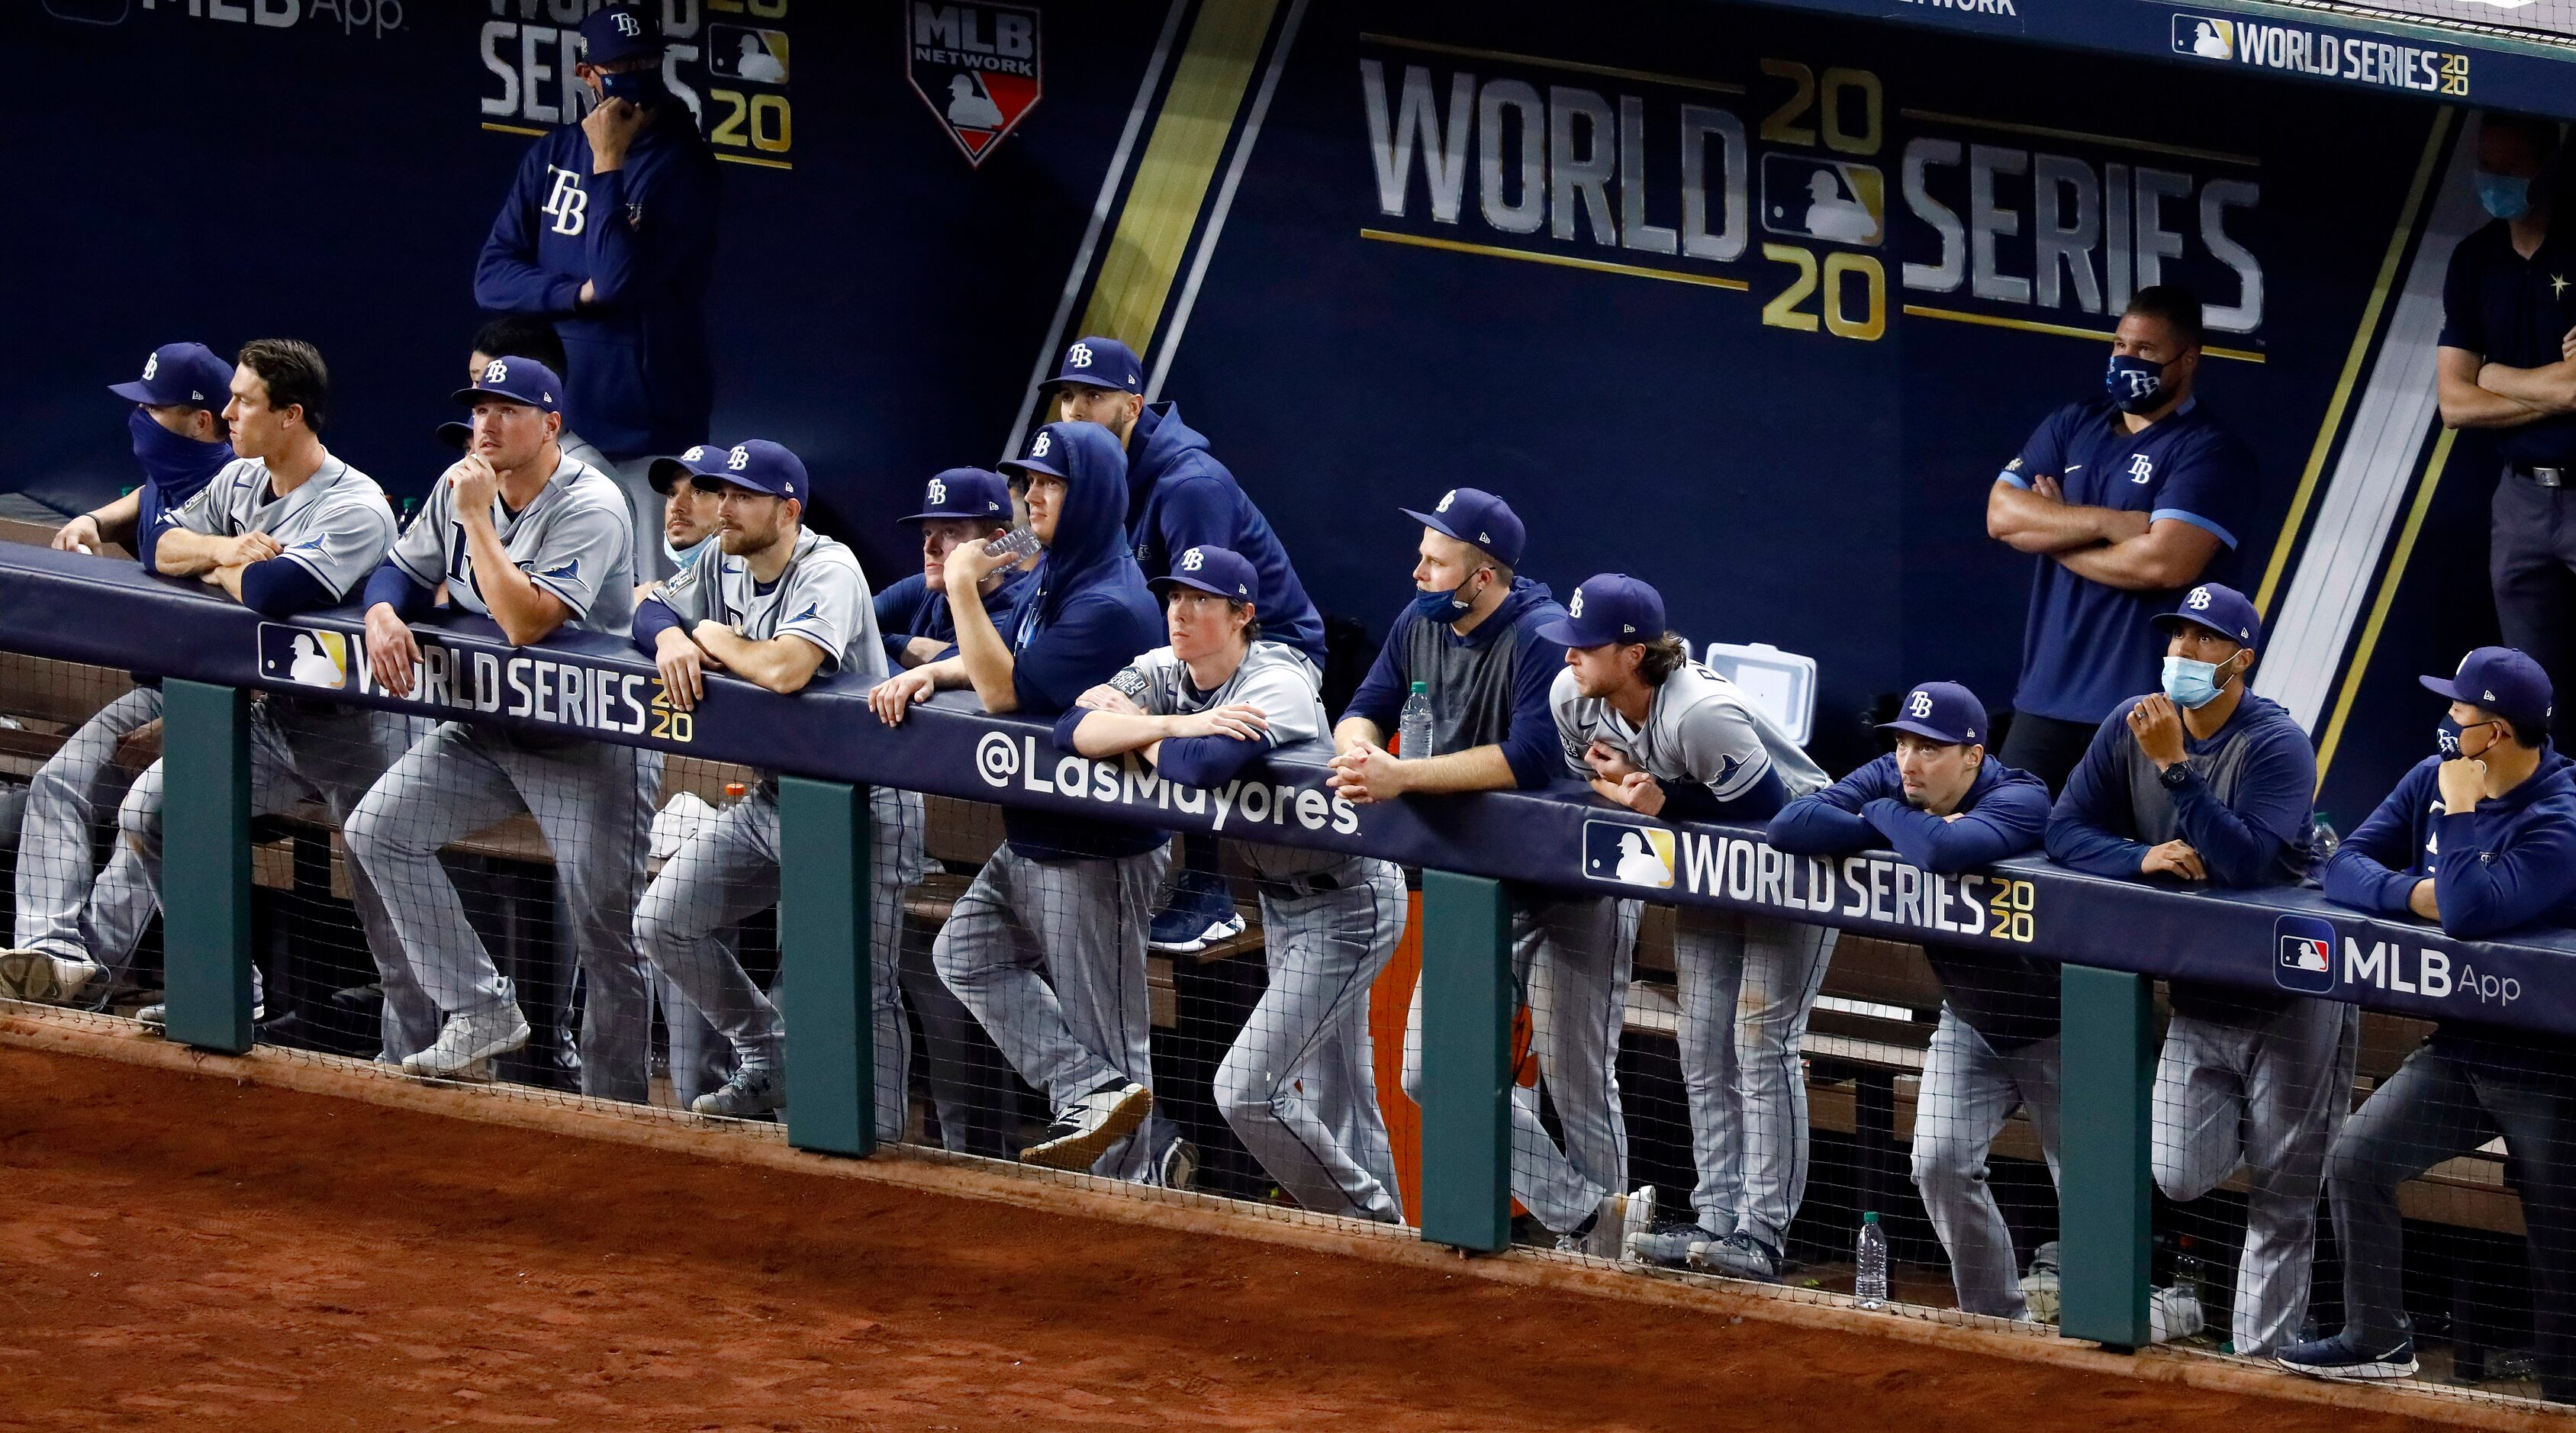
top-left (1771, 682), bottom-right (2057, 1315)
top-left (1060, 544), bottom-right (1406, 1221)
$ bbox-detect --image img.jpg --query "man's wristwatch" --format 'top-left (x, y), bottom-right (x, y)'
top-left (2159, 762), bottom-right (2192, 790)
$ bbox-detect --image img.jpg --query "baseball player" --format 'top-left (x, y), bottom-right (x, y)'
top-left (1059, 545), bottom-right (1407, 1222)
top-left (629, 440), bottom-right (926, 1124)
top-left (344, 356), bottom-right (655, 1098)
top-left (1540, 574), bottom-right (1835, 1280)
top-left (440, 317), bottom-right (613, 482)
top-left (1771, 682), bottom-right (2057, 1315)
top-left (473, 2), bottom-right (717, 581)
top-left (870, 421), bottom-right (1174, 1181)
top-left (3, 343), bottom-right (234, 1002)
top-left (874, 467), bottom-right (1029, 671)
top-left (2047, 582), bottom-right (2350, 1356)
top-left (2285, 649), bottom-right (2576, 1393)
top-left (1044, 337), bottom-right (1325, 954)
top-left (1330, 491), bottom-right (1650, 1257)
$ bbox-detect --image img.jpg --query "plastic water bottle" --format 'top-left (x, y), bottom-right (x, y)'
top-left (1855, 1211), bottom-right (1888, 1309)
top-left (2174, 1234), bottom-right (2209, 1326)
top-left (1398, 680), bottom-right (1435, 758)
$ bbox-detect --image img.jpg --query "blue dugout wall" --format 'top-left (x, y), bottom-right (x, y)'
top-left (8, 0), bottom-right (2570, 810)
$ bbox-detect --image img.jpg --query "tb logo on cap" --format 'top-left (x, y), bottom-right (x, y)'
top-left (1180, 547), bottom-right (1205, 572)
top-left (926, 477), bottom-right (948, 504)
top-left (1435, 490), bottom-right (1456, 513)
top-left (1569, 588), bottom-right (1586, 617)
top-left (1066, 343), bottom-right (1093, 369)
top-left (141, 352), bottom-right (159, 381)
top-left (612, 11), bottom-right (642, 36)
top-left (681, 445), bottom-right (707, 462)
top-left (727, 446), bottom-right (750, 472)
top-left (482, 359), bottom-right (509, 385)
top-left (1908, 689), bottom-right (1934, 718)
top-left (2185, 586), bottom-right (2211, 611)
top-left (1030, 431), bottom-right (1052, 458)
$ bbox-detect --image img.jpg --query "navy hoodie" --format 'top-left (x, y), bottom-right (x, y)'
top-left (1771, 755), bottom-right (2061, 1048)
top-left (874, 565), bottom-right (1032, 668)
top-left (1002, 423), bottom-right (1168, 863)
top-left (2326, 747), bottom-right (2576, 1074)
top-left (473, 98), bottom-right (719, 461)
top-left (1344, 577), bottom-right (1568, 789)
top-left (1125, 404), bottom-right (1327, 665)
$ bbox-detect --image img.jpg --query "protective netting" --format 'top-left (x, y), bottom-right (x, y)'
top-left (5, 640), bottom-right (2573, 1412)
top-left (2286, 0), bottom-right (2576, 42)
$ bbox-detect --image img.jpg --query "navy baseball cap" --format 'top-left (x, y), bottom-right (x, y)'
top-left (1878, 681), bottom-right (1990, 747)
top-left (1400, 487), bottom-right (1526, 569)
top-left (1151, 545), bottom-right (1257, 602)
top-left (450, 355), bottom-right (563, 414)
top-left (1000, 422), bottom-right (1079, 484)
top-left (646, 443), bottom-right (726, 494)
top-left (1536, 573), bottom-right (1664, 648)
top-left (681, 440), bottom-right (807, 504)
top-left (1041, 336), bottom-right (1144, 395)
top-left (2149, 581), bottom-right (2261, 648)
top-left (579, 4), bottom-right (662, 64)
top-left (2422, 646), bottom-right (2554, 729)
top-left (903, 468), bottom-right (1012, 523)
top-left (109, 342), bottom-right (232, 412)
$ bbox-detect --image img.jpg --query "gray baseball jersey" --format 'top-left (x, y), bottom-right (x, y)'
top-left (172, 456), bottom-right (397, 598)
top-left (388, 452), bottom-right (637, 635)
top-left (1109, 640), bottom-right (1332, 881)
top-left (1551, 662), bottom-right (1828, 802)
top-left (651, 527), bottom-right (885, 684)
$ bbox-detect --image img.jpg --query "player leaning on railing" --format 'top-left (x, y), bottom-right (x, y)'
top-left (1059, 543), bottom-right (1409, 1222)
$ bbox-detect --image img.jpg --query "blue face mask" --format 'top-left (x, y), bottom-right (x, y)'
top-left (2438, 713), bottom-right (2503, 760)
top-left (598, 67), bottom-right (666, 105)
top-left (2105, 353), bottom-right (2170, 414)
top-left (2160, 652), bottom-right (2238, 710)
top-left (127, 406), bottom-right (229, 490)
top-left (1411, 566), bottom-right (1493, 622)
top-left (2478, 172), bottom-right (2533, 221)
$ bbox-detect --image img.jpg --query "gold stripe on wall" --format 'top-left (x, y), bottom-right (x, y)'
top-left (2313, 427), bottom-right (2458, 785)
top-left (2252, 106), bottom-right (2456, 618)
top-left (1076, 0), bottom-right (1282, 353)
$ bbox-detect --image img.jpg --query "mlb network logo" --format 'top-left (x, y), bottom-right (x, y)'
top-left (1582, 820), bottom-right (1674, 890)
top-left (2273, 913), bottom-right (2336, 994)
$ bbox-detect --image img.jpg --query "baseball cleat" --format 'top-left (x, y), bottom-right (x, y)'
top-left (1019, 1078), bottom-right (1153, 1171)
top-left (1147, 877), bottom-right (1246, 955)
top-left (1627, 1218), bottom-right (1722, 1269)
top-left (2275, 1332), bottom-right (2419, 1381)
top-left (0, 948), bottom-right (103, 1005)
top-left (691, 1066), bottom-right (785, 1119)
top-left (1691, 1230), bottom-right (1782, 1282)
top-left (402, 1006), bottom-right (532, 1078)
top-left (1560, 1185), bottom-right (1654, 1261)
top-left (1158, 1136), bottom-right (1199, 1192)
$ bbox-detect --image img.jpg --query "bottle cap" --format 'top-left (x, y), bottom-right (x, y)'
top-left (1410, 680), bottom-right (1428, 693)
top-left (1862, 1210), bottom-right (1879, 1225)
top-left (726, 782), bottom-right (747, 797)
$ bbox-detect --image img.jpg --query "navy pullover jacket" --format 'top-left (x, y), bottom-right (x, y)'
top-left (1344, 577), bottom-right (1569, 790)
top-left (874, 566), bottom-right (1032, 668)
top-left (1772, 754), bottom-right (2062, 1048)
top-left (1124, 404), bottom-right (1326, 666)
top-left (1002, 423), bottom-right (1167, 863)
top-left (2326, 747), bottom-right (2576, 1075)
top-left (473, 99), bottom-right (718, 460)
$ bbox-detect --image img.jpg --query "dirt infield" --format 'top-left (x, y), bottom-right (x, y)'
top-left (0, 1046), bottom-right (2466, 1431)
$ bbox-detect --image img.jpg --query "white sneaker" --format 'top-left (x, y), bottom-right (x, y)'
top-left (1562, 1186), bottom-right (1654, 1261)
top-left (401, 1006), bottom-right (532, 1077)
top-left (0, 948), bottom-right (103, 1004)
top-left (691, 1066), bottom-right (784, 1119)
top-left (1019, 1079), bottom-right (1153, 1171)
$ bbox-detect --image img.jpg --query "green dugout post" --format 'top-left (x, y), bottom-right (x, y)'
top-left (160, 679), bottom-right (256, 1055)
top-left (2058, 962), bottom-right (2155, 1350)
top-left (777, 775), bottom-right (874, 1157)
top-left (1418, 870), bottom-right (1512, 1252)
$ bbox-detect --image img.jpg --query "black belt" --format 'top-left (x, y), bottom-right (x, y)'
top-left (2512, 462), bottom-right (2573, 488)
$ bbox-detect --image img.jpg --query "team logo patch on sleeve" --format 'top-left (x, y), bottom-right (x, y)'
top-left (907, 2), bottom-right (1042, 167)
top-left (1583, 820), bottom-right (1675, 890)
top-left (538, 559), bottom-right (581, 581)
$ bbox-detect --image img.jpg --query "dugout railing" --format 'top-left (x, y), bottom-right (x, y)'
top-left (5, 539), bottom-right (2573, 1371)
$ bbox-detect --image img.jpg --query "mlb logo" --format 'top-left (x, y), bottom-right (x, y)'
top-left (907, 2), bottom-right (1044, 168)
top-left (2272, 914), bottom-right (2337, 995)
top-left (2174, 14), bottom-right (2237, 60)
top-left (707, 24), bottom-right (791, 83)
top-left (258, 623), bottom-right (353, 692)
top-left (1760, 155), bottom-right (1884, 247)
top-left (1582, 820), bottom-right (1675, 890)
